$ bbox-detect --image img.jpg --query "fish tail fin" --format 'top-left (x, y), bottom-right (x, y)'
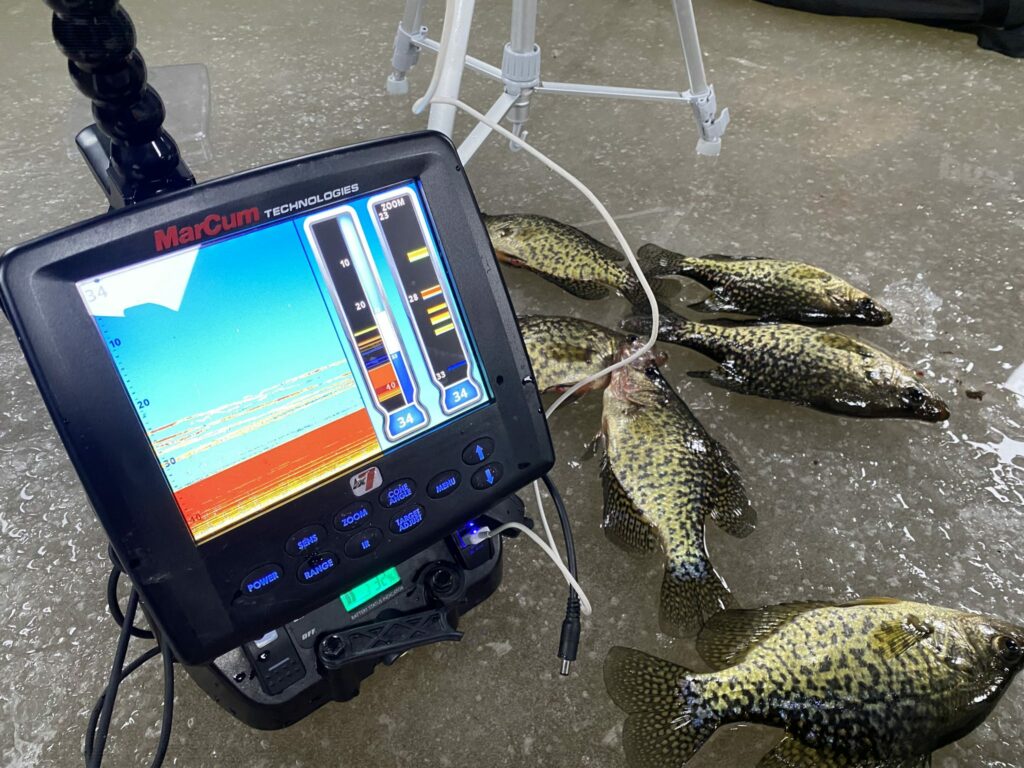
top-left (604, 646), bottom-right (714, 767)
top-left (659, 561), bottom-right (738, 637)
top-left (621, 309), bottom-right (698, 343)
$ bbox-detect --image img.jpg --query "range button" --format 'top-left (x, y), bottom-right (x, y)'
top-left (285, 525), bottom-right (327, 557)
top-left (471, 462), bottom-right (504, 490)
top-left (345, 527), bottom-right (384, 558)
top-left (241, 564), bottom-right (284, 596)
top-left (297, 552), bottom-right (338, 584)
top-left (462, 437), bottom-right (494, 466)
top-left (427, 470), bottom-right (461, 499)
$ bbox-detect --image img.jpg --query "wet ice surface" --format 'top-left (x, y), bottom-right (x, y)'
top-left (1, 0), bottom-right (1023, 766)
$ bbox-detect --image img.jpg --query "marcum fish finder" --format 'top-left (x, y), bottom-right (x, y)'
top-left (1, 2), bottom-right (584, 765)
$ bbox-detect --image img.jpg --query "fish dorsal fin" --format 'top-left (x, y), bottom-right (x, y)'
top-left (599, 459), bottom-right (659, 556)
top-left (701, 252), bottom-right (766, 262)
top-left (818, 332), bottom-right (876, 359)
top-left (871, 614), bottom-right (935, 660)
top-left (697, 602), bottom-right (833, 670)
top-left (538, 272), bottom-right (611, 300)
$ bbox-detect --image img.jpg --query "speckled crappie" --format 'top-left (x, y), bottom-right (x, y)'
top-left (485, 213), bottom-right (662, 307)
top-left (601, 346), bottom-right (756, 637)
top-left (622, 314), bottom-right (949, 422)
top-left (518, 315), bottom-right (635, 395)
top-left (605, 598), bottom-right (1024, 768)
top-left (637, 243), bottom-right (892, 326)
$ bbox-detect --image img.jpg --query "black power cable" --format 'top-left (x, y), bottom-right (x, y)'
top-left (85, 564), bottom-right (175, 768)
top-left (541, 474), bottom-right (582, 676)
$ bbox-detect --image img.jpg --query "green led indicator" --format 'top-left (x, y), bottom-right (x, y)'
top-left (340, 567), bottom-right (401, 611)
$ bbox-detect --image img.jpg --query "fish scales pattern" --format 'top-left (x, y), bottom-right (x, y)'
top-left (602, 358), bottom-right (753, 636)
top-left (626, 316), bottom-right (949, 422)
top-left (691, 602), bottom-right (1022, 760)
top-left (606, 601), bottom-right (1024, 767)
top-left (485, 214), bottom-right (650, 305)
top-left (636, 244), bottom-right (892, 326)
top-left (518, 315), bottom-right (626, 394)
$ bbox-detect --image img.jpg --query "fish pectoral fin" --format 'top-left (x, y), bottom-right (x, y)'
top-left (758, 737), bottom-right (930, 767)
top-left (697, 601), bottom-right (834, 670)
top-left (819, 331), bottom-right (876, 360)
top-left (581, 432), bottom-right (604, 462)
top-left (542, 273), bottom-right (611, 300)
top-left (709, 455), bottom-right (757, 539)
top-left (600, 462), bottom-right (659, 556)
top-left (604, 647), bottom-right (714, 767)
top-left (660, 558), bottom-right (737, 638)
top-left (871, 615), bottom-right (935, 659)
top-left (688, 294), bottom-right (742, 315)
top-left (688, 367), bottom-right (749, 395)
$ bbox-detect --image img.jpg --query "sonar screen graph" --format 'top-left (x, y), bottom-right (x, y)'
top-left (77, 181), bottom-right (488, 542)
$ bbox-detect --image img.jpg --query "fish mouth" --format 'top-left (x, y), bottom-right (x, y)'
top-left (852, 300), bottom-right (894, 326)
top-left (921, 399), bottom-right (951, 422)
top-left (494, 250), bottom-right (525, 268)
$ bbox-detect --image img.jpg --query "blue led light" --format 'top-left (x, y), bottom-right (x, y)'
top-left (394, 507), bottom-right (423, 532)
top-left (433, 476), bottom-right (457, 494)
top-left (246, 570), bottom-right (280, 593)
top-left (339, 507), bottom-right (369, 529)
top-left (302, 557), bottom-right (335, 581)
top-left (387, 482), bottom-right (414, 505)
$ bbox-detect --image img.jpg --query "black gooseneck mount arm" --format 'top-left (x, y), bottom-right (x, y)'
top-left (45, 0), bottom-right (195, 209)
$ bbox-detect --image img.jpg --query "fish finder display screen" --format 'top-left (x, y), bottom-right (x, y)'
top-left (76, 181), bottom-right (490, 542)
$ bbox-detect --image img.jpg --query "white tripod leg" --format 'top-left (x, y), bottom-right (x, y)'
top-left (671, 0), bottom-right (729, 155)
top-left (388, 0), bottom-right (429, 95)
top-left (427, 0), bottom-right (477, 138)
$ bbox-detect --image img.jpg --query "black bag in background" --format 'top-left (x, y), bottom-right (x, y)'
top-left (754, 0), bottom-right (1024, 56)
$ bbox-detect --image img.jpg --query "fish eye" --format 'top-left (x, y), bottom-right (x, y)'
top-left (497, 227), bottom-right (512, 238)
top-left (857, 298), bottom-right (874, 311)
top-left (901, 387), bottom-right (927, 407)
top-left (626, 334), bottom-right (639, 344)
top-left (994, 635), bottom-right (1023, 663)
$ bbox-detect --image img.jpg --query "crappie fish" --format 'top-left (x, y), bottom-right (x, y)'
top-left (518, 315), bottom-right (631, 394)
top-left (622, 314), bottom-right (949, 422)
top-left (485, 213), bottom-right (662, 308)
top-left (637, 243), bottom-right (893, 326)
top-left (605, 598), bottom-right (1024, 767)
top-left (601, 346), bottom-right (756, 636)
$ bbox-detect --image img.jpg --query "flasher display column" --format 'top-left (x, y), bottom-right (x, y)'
top-left (371, 190), bottom-right (482, 414)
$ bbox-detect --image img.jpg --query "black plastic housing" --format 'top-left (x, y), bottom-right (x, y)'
top-left (0, 132), bottom-right (553, 665)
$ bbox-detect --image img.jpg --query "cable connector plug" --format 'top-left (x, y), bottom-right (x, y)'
top-left (557, 593), bottom-right (581, 676)
top-left (466, 526), bottom-right (492, 546)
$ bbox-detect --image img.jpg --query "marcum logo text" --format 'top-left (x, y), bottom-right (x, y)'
top-left (154, 208), bottom-right (261, 252)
